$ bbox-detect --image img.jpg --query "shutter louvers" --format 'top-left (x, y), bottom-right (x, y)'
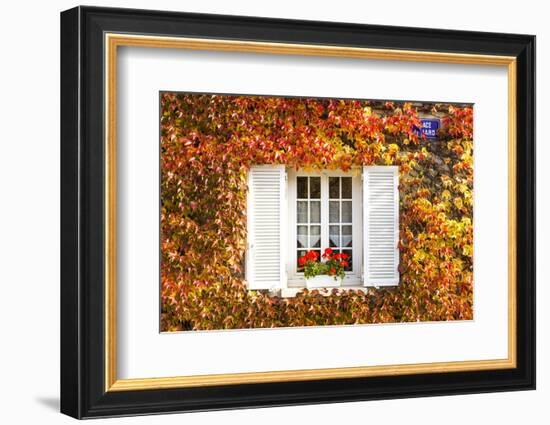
top-left (363, 166), bottom-right (400, 286)
top-left (246, 165), bottom-right (286, 290)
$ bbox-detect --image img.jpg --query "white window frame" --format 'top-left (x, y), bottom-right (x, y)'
top-left (286, 168), bottom-right (363, 287)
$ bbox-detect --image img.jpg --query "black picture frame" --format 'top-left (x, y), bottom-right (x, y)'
top-left (60, 5), bottom-right (535, 419)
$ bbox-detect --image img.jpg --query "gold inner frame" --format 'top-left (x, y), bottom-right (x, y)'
top-left (104, 33), bottom-right (517, 392)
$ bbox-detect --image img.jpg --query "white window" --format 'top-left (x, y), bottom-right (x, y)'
top-left (245, 165), bottom-right (399, 293)
top-left (287, 169), bottom-right (363, 286)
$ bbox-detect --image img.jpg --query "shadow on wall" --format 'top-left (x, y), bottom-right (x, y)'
top-left (35, 396), bottom-right (59, 412)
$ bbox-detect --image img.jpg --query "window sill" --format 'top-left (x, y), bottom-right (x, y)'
top-left (288, 276), bottom-right (362, 287)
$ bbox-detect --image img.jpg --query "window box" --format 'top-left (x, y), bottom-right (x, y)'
top-left (305, 275), bottom-right (343, 289)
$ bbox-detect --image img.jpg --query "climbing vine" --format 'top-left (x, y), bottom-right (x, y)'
top-left (160, 93), bottom-right (473, 331)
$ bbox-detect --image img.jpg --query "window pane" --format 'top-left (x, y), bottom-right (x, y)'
top-left (297, 177), bottom-right (308, 198)
top-left (342, 225), bottom-right (352, 247)
top-left (297, 201), bottom-right (308, 223)
top-left (342, 201), bottom-right (352, 223)
top-left (329, 177), bottom-right (339, 199)
top-left (309, 177), bottom-right (321, 199)
top-left (297, 250), bottom-right (307, 268)
top-left (329, 201), bottom-right (339, 223)
top-left (329, 225), bottom-right (339, 247)
top-left (310, 225), bottom-right (321, 248)
top-left (341, 177), bottom-right (352, 199)
top-left (310, 201), bottom-right (320, 223)
top-left (342, 249), bottom-right (353, 271)
top-left (311, 250), bottom-right (321, 262)
top-left (297, 225), bottom-right (308, 248)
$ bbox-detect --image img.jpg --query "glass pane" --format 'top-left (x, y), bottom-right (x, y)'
top-left (329, 201), bottom-right (339, 223)
top-left (329, 177), bottom-right (340, 199)
top-left (341, 177), bottom-right (352, 199)
top-left (329, 225), bottom-right (340, 247)
top-left (309, 177), bottom-right (321, 199)
top-left (342, 201), bottom-right (352, 223)
top-left (297, 177), bottom-right (308, 199)
top-left (310, 225), bottom-right (321, 248)
top-left (342, 225), bottom-right (352, 247)
top-left (311, 250), bottom-right (321, 262)
top-left (297, 201), bottom-right (308, 223)
top-left (297, 225), bottom-right (308, 248)
top-left (310, 201), bottom-right (321, 223)
top-left (297, 250), bottom-right (307, 269)
top-left (342, 249), bottom-right (353, 271)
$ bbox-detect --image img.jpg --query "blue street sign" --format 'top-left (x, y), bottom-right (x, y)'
top-left (414, 118), bottom-right (440, 140)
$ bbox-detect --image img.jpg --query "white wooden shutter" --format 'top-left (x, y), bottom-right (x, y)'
top-left (362, 166), bottom-right (400, 286)
top-left (245, 165), bottom-right (287, 290)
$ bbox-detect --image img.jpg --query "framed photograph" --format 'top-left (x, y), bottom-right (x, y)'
top-left (60, 6), bottom-right (535, 419)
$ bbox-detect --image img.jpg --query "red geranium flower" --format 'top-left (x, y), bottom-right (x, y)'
top-left (323, 247), bottom-right (333, 258)
top-left (298, 256), bottom-right (307, 266)
top-left (305, 250), bottom-right (319, 261)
